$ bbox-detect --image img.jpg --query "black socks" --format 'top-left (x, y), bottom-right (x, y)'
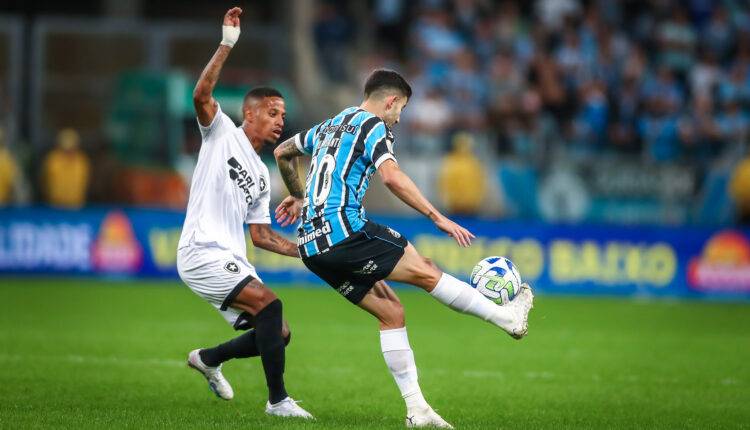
top-left (253, 299), bottom-right (288, 404)
top-left (199, 299), bottom-right (289, 404)
top-left (199, 315), bottom-right (292, 367)
top-left (199, 329), bottom-right (259, 367)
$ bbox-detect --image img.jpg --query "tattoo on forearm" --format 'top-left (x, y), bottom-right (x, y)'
top-left (196, 46), bottom-right (230, 96)
top-left (255, 225), bottom-right (299, 258)
top-left (276, 139), bottom-right (305, 199)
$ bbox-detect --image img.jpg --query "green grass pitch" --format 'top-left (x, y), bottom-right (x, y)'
top-left (0, 279), bottom-right (748, 429)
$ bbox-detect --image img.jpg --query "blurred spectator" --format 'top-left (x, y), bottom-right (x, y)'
top-left (313, 2), bottom-right (353, 82)
top-left (715, 98), bottom-right (750, 157)
top-left (374, 0), bottom-right (409, 58)
top-left (504, 89), bottom-right (556, 163)
top-left (556, 27), bottom-right (589, 90)
top-left (535, 0), bottom-right (581, 31)
top-left (412, 7), bottom-right (465, 74)
top-left (0, 127), bottom-right (18, 206)
top-left (638, 115), bottom-right (681, 162)
top-left (690, 51), bottom-right (721, 100)
top-left (405, 86), bottom-right (452, 155)
top-left (438, 133), bottom-right (486, 215)
top-left (42, 128), bottom-right (90, 208)
top-left (729, 157), bottom-right (750, 224)
top-left (445, 49), bottom-right (487, 130)
top-left (571, 80), bottom-right (609, 151)
top-left (703, 6), bottom-right (735, 64)
top-left (678, 95), bottom-right (720, 161)
top-left (718, 62), bottom-right (750, 106)
top-left (608, 77), bottom-right (641, 153)
top-left (656, 9), bottom-right (697, 76)
top-left (641, 66), bottom-right (685, 114)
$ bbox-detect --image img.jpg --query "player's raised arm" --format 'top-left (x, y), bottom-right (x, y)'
top-left (377, 159), bottom-right (475, 247)
top-left (193, 7), bottom-right (242, 126)
top-left (273, 135), bottom-right (307, 227)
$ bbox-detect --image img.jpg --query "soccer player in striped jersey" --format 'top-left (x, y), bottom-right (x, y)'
top-left (273, 69), bottom-right (534, 428)
top-left (176, 7), bottom-right (312, 419)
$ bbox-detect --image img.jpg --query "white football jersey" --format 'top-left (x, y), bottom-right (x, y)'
top-left (178, 103), bottom-right (271, 260)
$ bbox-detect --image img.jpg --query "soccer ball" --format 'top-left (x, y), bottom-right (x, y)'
top-left (469, 256), bottom-right (522, 305)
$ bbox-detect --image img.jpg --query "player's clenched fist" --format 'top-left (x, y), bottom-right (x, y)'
top-left (221, 7), bottom-right (242, 47)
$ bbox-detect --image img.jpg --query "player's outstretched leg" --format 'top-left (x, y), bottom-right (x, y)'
top-left (231, 279), bottom-right (313, 419)
top-left (187, 320), bottom-right (292, 400)
top-left (358, 281), bottom-right (453, 429)
top-left (387, 244), bottom-right (533, 339)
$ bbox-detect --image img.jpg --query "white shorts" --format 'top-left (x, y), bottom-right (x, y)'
top-left (177, 245), bottom-right (262, 329)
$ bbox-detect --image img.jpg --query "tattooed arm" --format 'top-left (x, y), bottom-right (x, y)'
top-left (273, 136), bottom-right (306, 198)
top-left (194, 7), bottom-right (242, 126)
top-left (248, 224), bottom-right (299, 257)
top-left (273, 136), bottom-right (306, 227)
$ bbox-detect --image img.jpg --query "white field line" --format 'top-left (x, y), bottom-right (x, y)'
top-left (0, 353), bottom-right (742, 387)
top-left (0, 352), bottom-right (184, 368)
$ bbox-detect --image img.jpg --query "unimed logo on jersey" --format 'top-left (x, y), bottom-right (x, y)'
top-left (227, 157), bottom-right (255, 204)
top-left (297, 221), bottom-right (332, 245)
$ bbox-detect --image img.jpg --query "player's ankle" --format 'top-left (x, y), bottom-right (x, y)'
top-left (404, 391), bottom-right (429, 411)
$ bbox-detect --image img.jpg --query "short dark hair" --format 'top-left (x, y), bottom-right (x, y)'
top-left (364, 69), bottom-right (412, 99)
top-left (244, 86), bottom-right (283, 104)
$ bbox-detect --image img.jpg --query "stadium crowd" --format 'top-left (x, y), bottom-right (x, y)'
top-left (2, 0), bottom-right (750, 222)
top-left (316, 0), bottom-right (750, 166)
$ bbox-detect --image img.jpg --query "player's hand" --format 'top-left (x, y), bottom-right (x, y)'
top-left (275, 196), bottom-right (303, 227)
top-left (223, 7), bottom-right (242, 27)
top-left (434, 215), bottom-right (475, 247)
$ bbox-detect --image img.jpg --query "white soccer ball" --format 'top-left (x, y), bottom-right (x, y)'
top-left (469, 256), bottom-right (522, 305)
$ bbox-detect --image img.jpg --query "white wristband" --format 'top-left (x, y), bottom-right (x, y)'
top-left (221, 25), bottom-right (240, 48)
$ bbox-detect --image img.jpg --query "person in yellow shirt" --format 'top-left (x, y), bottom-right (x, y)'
top-left (0, 127), bottom-right (18, 205)
top-left (438, 132), bottom-right (487, 215)
top-left (42, 128), bottom-right (90, 208)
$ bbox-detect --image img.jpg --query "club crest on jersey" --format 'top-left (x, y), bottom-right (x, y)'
top-left (224, 261), bottom-right (240, 274)
top-left (297, 221), bottom-right (332, 245)
top-left (227, 157), bottom-right (255, 204)
top-left (259, 176), bottom-right (267, 192)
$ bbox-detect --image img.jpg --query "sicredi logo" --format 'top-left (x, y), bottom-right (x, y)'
top-left (91, 211), bottom-right (142, 273)
top-left (688, 230), bottom-right (750, 292)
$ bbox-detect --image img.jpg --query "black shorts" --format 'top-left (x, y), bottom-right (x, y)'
top-left (302, 221), bottom-right (408, 304)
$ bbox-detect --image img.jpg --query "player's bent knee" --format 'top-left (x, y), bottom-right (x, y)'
top-left (232, 279), bottom-right (279, 315)
top-left (379, 300), bottom-right (405, 329)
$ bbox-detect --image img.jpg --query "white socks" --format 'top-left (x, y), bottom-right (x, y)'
top-left (429, 272), bottom-right (514, 328)
top-left (380, 328), bottom-right (429, 412)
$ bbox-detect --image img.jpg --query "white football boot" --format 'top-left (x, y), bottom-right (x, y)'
top-left (187, 349), bottom-right (234, 400)
top-left (405, 406), bottom-right (453, 429)
top-left (265, 397), bottom-right (314, 419)
top-left (507, 283), bottom-right (534, 340)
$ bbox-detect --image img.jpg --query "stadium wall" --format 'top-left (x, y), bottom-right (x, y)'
top-left (0, 207), bottom-right (748, 301)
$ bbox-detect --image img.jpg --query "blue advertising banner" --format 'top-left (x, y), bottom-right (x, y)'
top-left (1, 207), bottom-right (748, 300)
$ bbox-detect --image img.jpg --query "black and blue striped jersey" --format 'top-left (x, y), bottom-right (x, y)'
top-left (292, 106), bottom-right (396, 257)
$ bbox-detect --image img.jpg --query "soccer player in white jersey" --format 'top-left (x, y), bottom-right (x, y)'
top-left (176, 7), bottom-right (312, 419)
top-left (273, 70), bottom-right (534, 428)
